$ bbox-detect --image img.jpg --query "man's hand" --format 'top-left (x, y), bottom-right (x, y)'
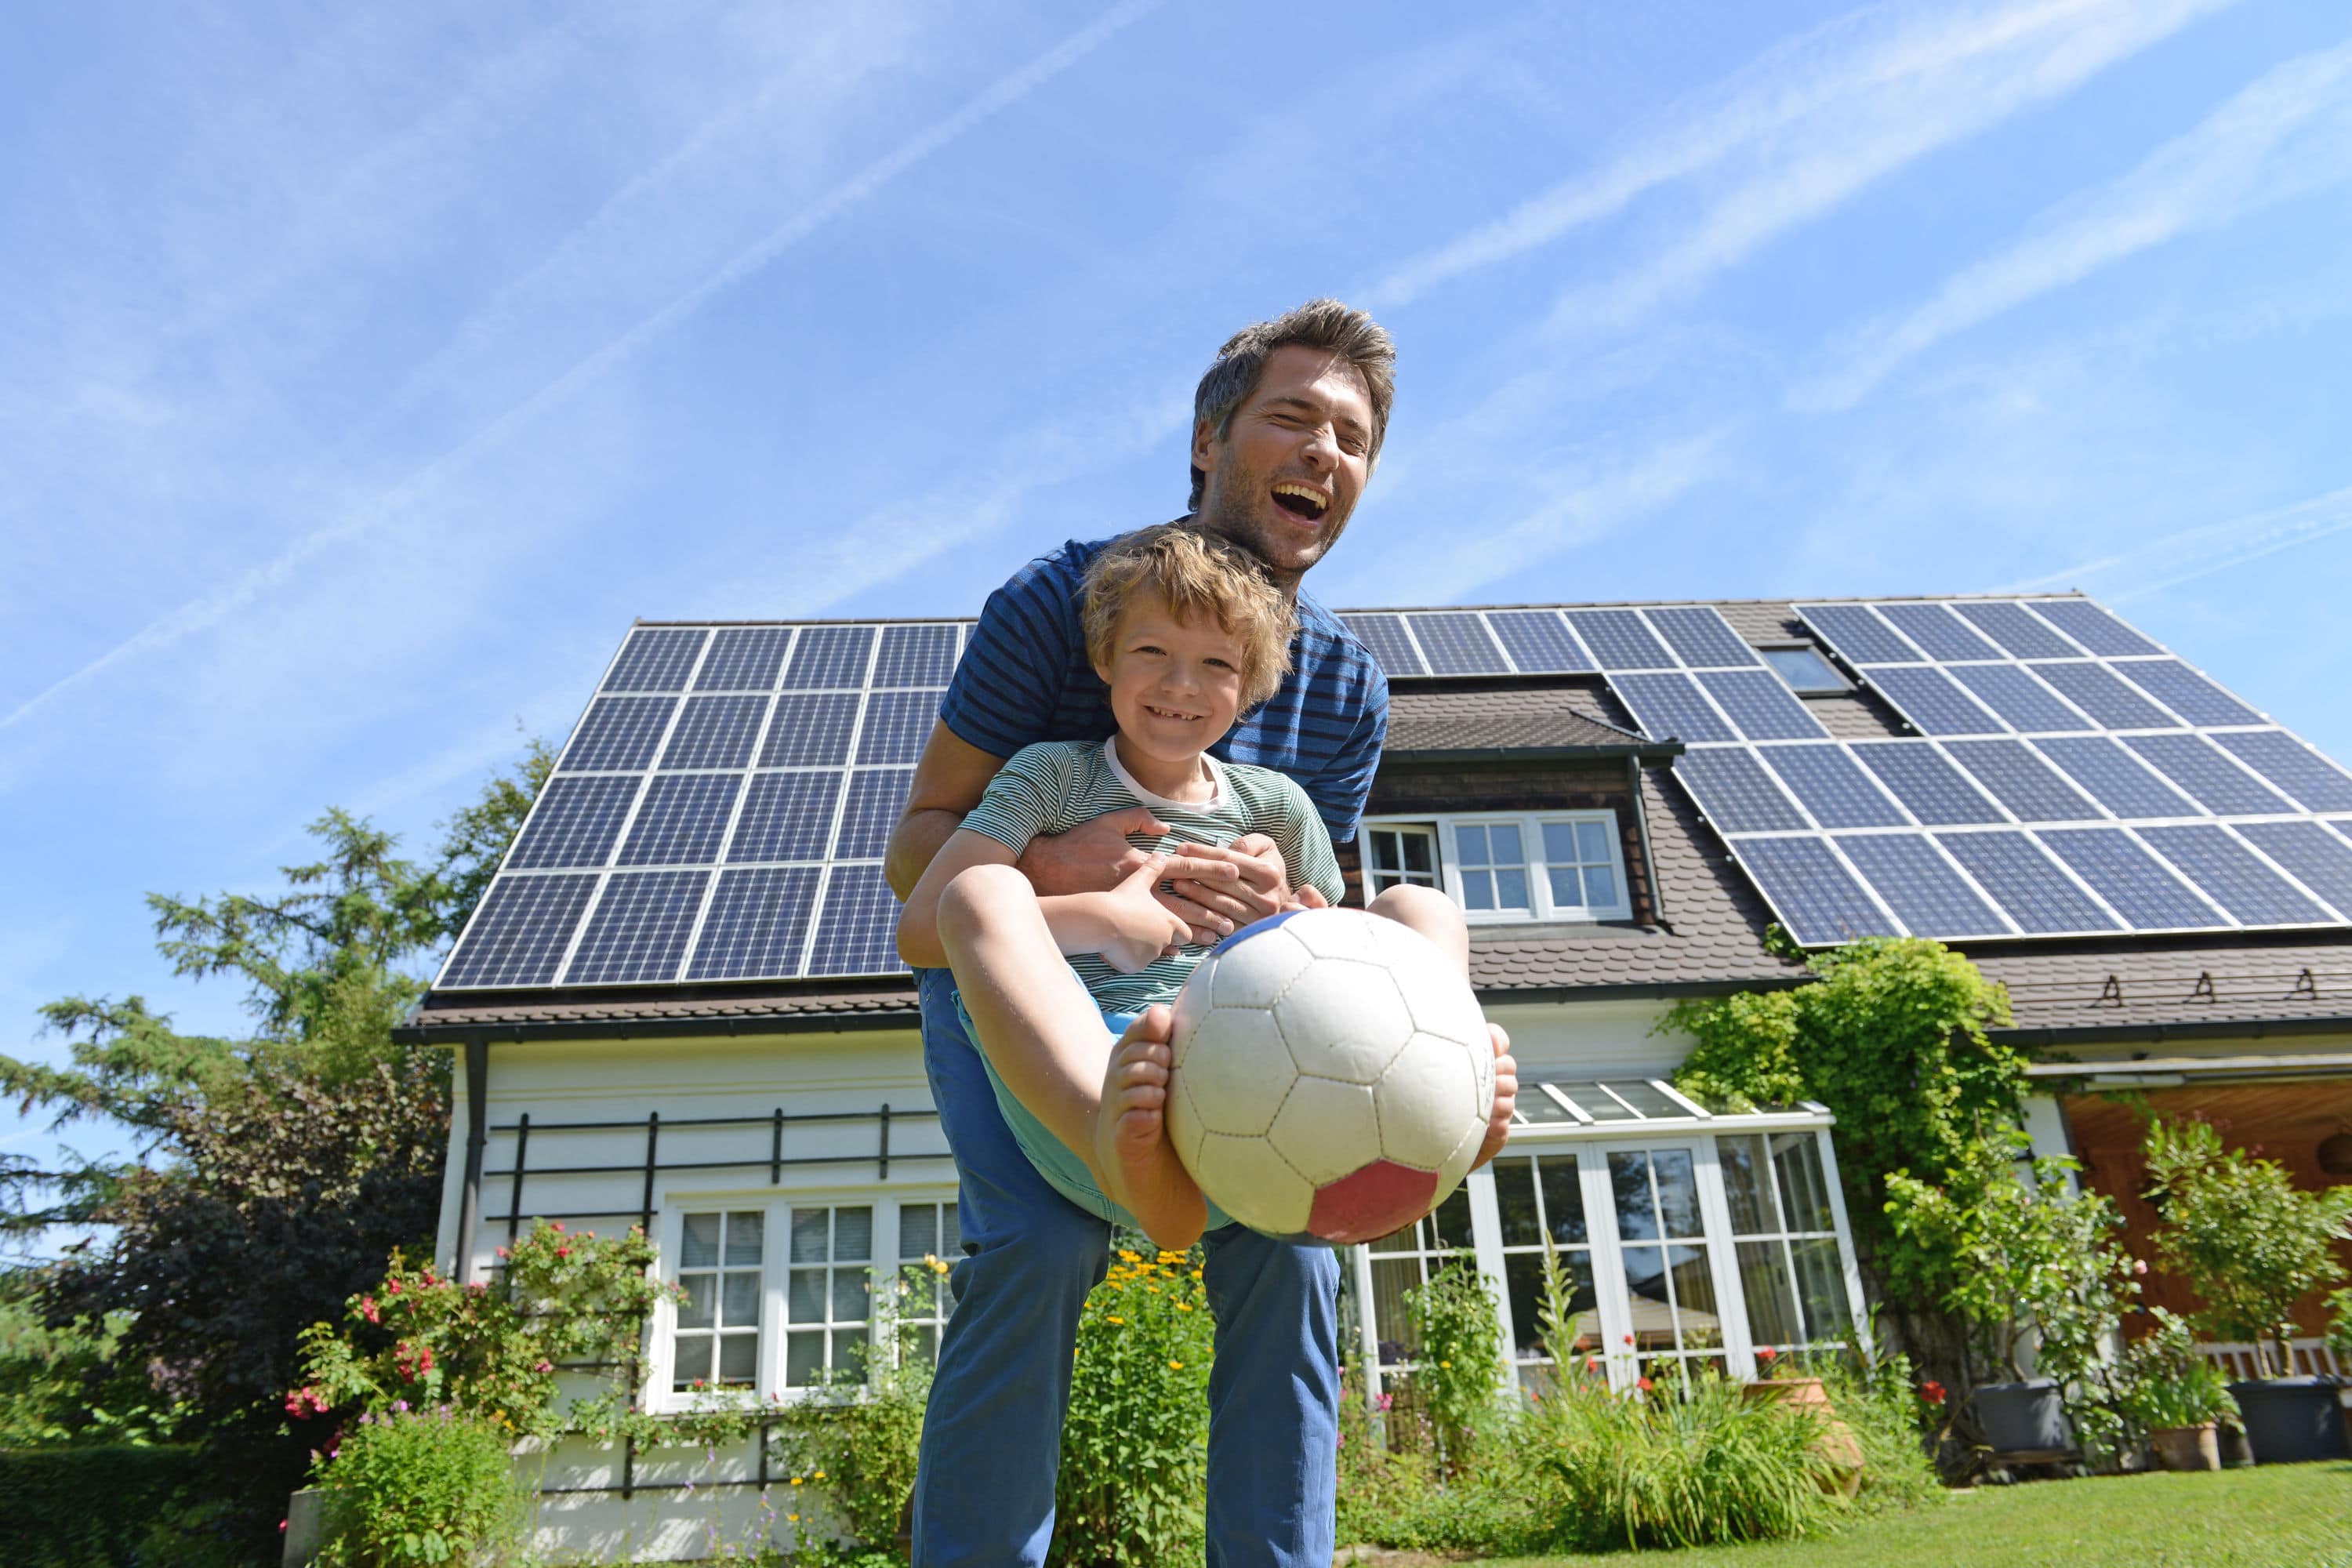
top-left (1468, 1022), bottom-right (1518, 1172)
top-left (1163, 833), bottom-right (1288, 934)
top-left (1017, 807), bottom-right (1278, 938)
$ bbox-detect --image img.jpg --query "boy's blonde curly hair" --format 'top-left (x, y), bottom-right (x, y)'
top-left (1080, 525), bottom-right (1294, 710)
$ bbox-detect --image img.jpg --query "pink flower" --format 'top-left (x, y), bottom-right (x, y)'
top-left (2132, 1259), bottom-right (2148, 1276)
top-left (535, 1361), bottom-right (553, 1374)
top-left (495, 1246), bottom-right (509, 1260)
top-left (360, 1297), bottom-right (379, 1324)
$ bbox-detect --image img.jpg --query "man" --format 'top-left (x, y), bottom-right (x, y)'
top-left (884, 299), bottom-right (1518, 1566)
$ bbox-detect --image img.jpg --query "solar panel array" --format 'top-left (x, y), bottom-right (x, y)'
top-left (437, 622), bottom-right (963, 989)
top-left (1668, 597), bottom-right (2352, 946)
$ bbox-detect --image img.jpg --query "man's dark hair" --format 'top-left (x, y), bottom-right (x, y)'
top-left (1189, 299), bottom-right (1396, 510)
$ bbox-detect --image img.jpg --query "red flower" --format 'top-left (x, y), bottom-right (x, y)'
top-left (555, 1246), bottom-right (571, 1259)
top-left (1637, 1377), bottom-right (1654, 1393)
top-left (1756, 1345), bottom-right (1777, 1362)
top-left (1922, 1380), bottom-right (1947, 1406)
top-left (387, 1279), bottom-right (402, 1295)
top-left (360, 1296), bottom-right (379, 1324)
top-left (1622, 1334), bottom-right (1634, 1346)
top-left (1585, 1357), bottom-right (1601, 1373)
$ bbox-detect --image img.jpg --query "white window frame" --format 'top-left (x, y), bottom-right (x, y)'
top-left (1361, 811), bottom-right (1633, 924)
top-left (647, 1186), bottom-right (960, 1412)
top-left (1362, 822), bottom-right (1442, 898)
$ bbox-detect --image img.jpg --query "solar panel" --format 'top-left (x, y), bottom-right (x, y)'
top-left (2112, 660), bottom-right (2264, 727)
top-left (1875, 603), bottom-right (2001, 661)
top-left (835, 769), bottom-right (913, 860)
top-left (2022, 662), bottom-right (2178, 729)
top-left (2137, 825), bottom-right (2328, 926)
top-left (695, 626), bottom-right (794, 691)
top-left (507, 775), bottom-right (642, 869)
top-left (2120, 734), bottom-right (2293, 816)
top-left (659, 695), bottom-right (770, 771)
top-left (1865, 666), bottom-right (2006, 735)
top-left (1795, 604), bottom-right (1918, 664)
top-left (1731, 837), bottom-right (1897, 946)
top-left (1947, 601), bottom-right (2078, 659)
top-left (564, 869), bottom-right (710, 985)
top-left (1947, 664), bottom-right (2092, 733)
top-left (761, 693), bottom-right (862, 768)
top-left (1944, 739), bottom-right (2103, 823)
top-left (1612, 673), bottom-right (1738, 743)
top-left (1933, 831), bottom-right (2119, 934)
top-left (1672, 750), bottom-right (1809, 833)
top-left (1696, 670), bottom-right (1826, 741)
top-left (604, 627), bottom-right (709, 691)
top-left (1565, 609), bottom-right (1675, 670)
top-left (618, 774), bottom-right (742, 866)
top-left (1835, 833), bottom-right (2010, 936)
top-left (2035, 828), bottom-right (2222, 931)
top-left (727, 771), bottom-right (844, 863)
top-left (856, 690), bottom-right (940, 766)
top-left (562, 696), bottom-right (678, 772)
top-left (873, 624), bottom-right (960, 688)
top-left (2209, 730), bottom-right (2352, 812)
top-left (1757, 746), bottom-right (1907, 828)
top-left (806, 864), bottom-right (908, 976)
top-left (2030, 737), bottom-right (2200, 820)
top-left (1340, 614), bottom-right (1427, 677)
top-left (1485, 610), bottom-right (1594, 673)
top-left (1644, 607), bottom-right (1758, 668)
top-left (440, 874), bottom-right (600, 988)
top-left (2233, 821), bottom-right (2352, 918)
top-left (2026, 599), bottom-right (2162, 657)
top-left (1406, 612), bottom-right (1510, 674)
top-left (782, 625), bottom-right (877, 690)
top-left (686, 866), bottom-right (822, 981)
top-left (1849, 742), bottom-right (2008, 825)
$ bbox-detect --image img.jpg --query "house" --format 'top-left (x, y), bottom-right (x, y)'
top-left (394, 593), bottom-right (2352, 1559)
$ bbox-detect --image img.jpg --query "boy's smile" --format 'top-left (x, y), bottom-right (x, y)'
top-left (1094, 594), bottom-right (1247, 801)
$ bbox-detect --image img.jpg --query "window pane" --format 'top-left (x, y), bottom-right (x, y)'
top-left (1791, 1238), bottom-right (1850, 1343)
top-left (1494, 1159), bottom-right (1541, 1247)
top-left (941, 1203), bottom-right (960, 1258)
top-left (903, 1324), bottom-right (939, 1368)
top-left (722, 1272), bottom-right (760, 1326)
top-left (1610, 1152), bottom-right (1659, 1241)
top-left (1432, 1184), bottom-right (1475, 1251)
top-left (1583, 863), bottom-right (1618, 909)
top-left (788, 1270), bottom-right (825, 1322)
top-left (1668, 1243), bottom-right (1721, 1346)
top-left (671, 1333), bottom-right (711, 1391)
top-left (1490, 823), bottom-right (1523, 862)
top-left (1541, 821), bottom-right (1579, 864)
top-left (682, 1213), bottom-right (720, 1269)
top-left (833, 1330), bottom-right (870, 1381)
top-left (1717, 1135), bottom-right (1780, 1236)
top-left (1504, 1250), bottom-right (1597, 1357)
top-left (1621, 1244), bottom-right (1673, 1350)
top-left (717, 1334), bottom-right (757, 1385)
top-left (1652, 1150), bottom-right (1702, 1238)
top-left (1368, 1258), bottom-right (1417, 1358)
top-left (834, 1207), bottom-right (873, 1261)
top-left (1403, 833), bottom-right (1433, 874)
top-left (1540, 1157), bottom-right (1588, 1244)
top-left (1547, 865), bottom-right (1586, 908)
top-left (1372, 832), bottom-right (1401, 873)
top-left (790, 1208), bottom-right (830, 1263)
top-left (898, 1205), bottom-right (935, 1262)
top-left (1457, 825), bottom-right (1490, 864)
top-left (786, 1330), bottom-right (825, 1387)
top-left (678, 1273), bottom-right (715, 1330)
top-left (833, 1269), bottom-right (869, 1323)
top-left (724, 1210), bottom-right (764, 1267)
top-left (1736, 1240), bottom-right (1802, 1348)
top-left (1494, 868), bottom-right (1530, 910)
top-left (1773, 1134), bottom-right (1837, 1232)
top-left (1463, 870), bottom-right (1494, 911)
top-left (1577, 819), bottom-right (1611, 862)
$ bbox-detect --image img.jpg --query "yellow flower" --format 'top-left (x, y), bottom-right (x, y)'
top-left (1191, 1269), bottom-right (1203, 1279)
top-left (1105, 1315), bottom-right (1124, 1324)
top-left (790, 1477), bottom-right (802, 1486)
top-left (1169, 1359), bottom-right (1185, 1370)
top-left (930, 1258), bottom-right (950, 1276)
top-left (1177, 1303), bottom-right (1193, 1312)
top-left (1118, 1249), bottom-right (1141, 1262)
top-left (814, 1471), bottom-right (826, 1480)
top-left (1439, 1360), bottom-right (1452, 1369)
top-left (788, 1513), bottom-right (800, 1523)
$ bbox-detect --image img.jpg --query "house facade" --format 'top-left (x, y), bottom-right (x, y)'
top-left (395, 594), bottom-right (2352, 1559)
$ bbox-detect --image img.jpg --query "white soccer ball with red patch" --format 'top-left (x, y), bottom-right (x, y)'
top-left (1166, 906), bottom-right (1494, 1245)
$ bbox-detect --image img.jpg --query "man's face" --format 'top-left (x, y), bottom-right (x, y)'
top-left (1192, 343), bottom-right (1375, 583)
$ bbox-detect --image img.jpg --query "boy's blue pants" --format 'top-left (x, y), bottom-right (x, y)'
top-left (908, 967), bottom-right (1341, 1566)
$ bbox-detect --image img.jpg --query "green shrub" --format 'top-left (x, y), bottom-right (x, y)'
top-left (1399, 1254), bottom-right (1502, 1475)
top-left (2116, 1308), bottom-right (2240, 1436)
top-left (0, 1443), bottom-right (238, 1568)
top-left (313, 1408), bottom-right (524, 1566)
top-left (1051, 1239), bottom-right (1214, 1566)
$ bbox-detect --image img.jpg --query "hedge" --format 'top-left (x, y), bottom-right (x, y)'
top-left (0, 1446), bottom-right (225, 1567)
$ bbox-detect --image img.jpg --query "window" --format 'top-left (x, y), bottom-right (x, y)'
top-left (1364, 824), bottom-right (1439, 897)
top-left (1490, 1154), bottom-right (1601, 1379)
top-left (1609, 1147), bottom-right (1725, 1378)
top-left (1363, 1184), bottom-right (1475, 1368)
top-left (1453, 821), bottom-right (1531, 913)
top-left (1719, 1132), bottom-right (1849, 1356)
top-left (1761, 646), bottom-right (1850, 695)
top-left (673, 1210), bottom-right (763, 1392)
top-left (891, 1202), bottom-right (961, 1366)
top-left (786, 1205), bottom-right (874, 1388)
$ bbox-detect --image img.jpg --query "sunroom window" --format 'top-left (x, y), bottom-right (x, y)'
top-left (1720, 1132), bottom-right (1850, 1355)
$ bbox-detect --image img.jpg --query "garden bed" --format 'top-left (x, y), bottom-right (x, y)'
top-left (1475, 1462), bottom-right (2352, 1567)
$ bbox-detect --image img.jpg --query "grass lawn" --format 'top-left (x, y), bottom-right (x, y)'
top-left (1479, 1462), bottom-right (2352, 1568)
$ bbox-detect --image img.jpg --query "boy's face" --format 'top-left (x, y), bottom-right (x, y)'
top-left (1094, 594), bottom-right (1247, 768)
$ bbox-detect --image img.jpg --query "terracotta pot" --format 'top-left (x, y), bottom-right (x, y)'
top-left (2149, 1423), bottom-right (2219, 1472)
top-left (1744, 1377), bottom-right (1865, 1494)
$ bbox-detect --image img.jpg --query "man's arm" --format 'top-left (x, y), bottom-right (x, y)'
top-left (884, 723), bottom-right (1005, 901)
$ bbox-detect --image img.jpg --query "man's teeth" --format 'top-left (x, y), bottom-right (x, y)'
top-left (1272, 481), bottom-right (1327, 515)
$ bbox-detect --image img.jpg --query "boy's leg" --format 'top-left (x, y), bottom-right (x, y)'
top-left (1200, 1225), bottom-right (1341, 1568)
top-left (939, 864), bottom-right (1205, 1247)
top-left (911, 966), bottom-right (1112, 1568)
top-left (1367, 882), bottom-right (1468, 967)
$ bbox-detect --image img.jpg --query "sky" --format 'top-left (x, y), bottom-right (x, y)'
top-left (6, 0), bottom-right (2352, 1206)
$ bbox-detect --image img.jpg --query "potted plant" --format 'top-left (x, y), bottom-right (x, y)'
top-left (1886, 1131), bottom-right (2140, 1461)
top-left (2143, 1116), bottom-right (2352, 1465)
top-left (1739, 1345), bottom-right (1864, 1492)
top-left (2116, 1308), bottom-right (2241, 1472)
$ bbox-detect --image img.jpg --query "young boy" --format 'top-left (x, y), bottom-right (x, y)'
top-left (896, 524), bottom-right (1473, 1249)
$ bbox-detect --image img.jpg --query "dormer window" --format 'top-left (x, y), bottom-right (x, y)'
top-left (1361, 811), bottom-right (1632, 924)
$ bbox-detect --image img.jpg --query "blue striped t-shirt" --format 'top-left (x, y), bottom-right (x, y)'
top-left (938, 531), bottom-right (1390, 842)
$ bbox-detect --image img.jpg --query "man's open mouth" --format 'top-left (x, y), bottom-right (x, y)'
top-left (1271, 481), bottom-right (1329, 523)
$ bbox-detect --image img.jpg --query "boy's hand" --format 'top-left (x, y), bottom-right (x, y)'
top-left (1087, 856), bottom-right (1197, 974)
top-left (1164, 833), bottom-right (1288, 931)
top-left (1470, 1023), bottom-right (1518, 1172)
top-left (1019, 807), bottom-right (1240, 907)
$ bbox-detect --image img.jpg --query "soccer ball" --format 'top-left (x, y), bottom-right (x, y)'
top-left (1166, 906), bottom-right (1494, 1245)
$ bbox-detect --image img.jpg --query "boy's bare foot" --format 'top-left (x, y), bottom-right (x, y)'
top-left (1093, 1006), bottom-right (1207, 1250)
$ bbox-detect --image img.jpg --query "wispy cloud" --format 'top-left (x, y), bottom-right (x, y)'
top-left (1798, 37), bottom-right (2352, 411)
top-left (2001, 480), bottom-right (2352, 602)
top-left (1, 0), bottom-right (1167, 739)
top-left (1367, 0), bottom-right (2238, 318)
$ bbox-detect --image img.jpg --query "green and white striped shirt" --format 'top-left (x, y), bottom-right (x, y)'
top-left (959, 736), bottom-right (1346, 1014)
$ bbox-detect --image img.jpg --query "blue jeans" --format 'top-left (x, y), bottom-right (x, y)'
top-left (909, 966), bottom-right (1341, 1567)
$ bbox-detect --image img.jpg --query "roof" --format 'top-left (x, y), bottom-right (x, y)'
top-left (1384, 687), bottom-right (1669, 759)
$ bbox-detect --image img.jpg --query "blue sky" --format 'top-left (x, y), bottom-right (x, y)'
top-left (6, 0), bottom-right (2351, 1199)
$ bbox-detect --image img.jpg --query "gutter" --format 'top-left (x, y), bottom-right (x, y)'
top-left (1995, 1014), bottom-right (2352, 1048)
top-left (455, 1037), bottom-right (488, 1285)
top-left (393, 1005), bottom-right (924, 1048)
top-left (1382, 742), bottom-right (1683, 766)
top-left (2026, 1048), bottom-right (2352, 1085)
